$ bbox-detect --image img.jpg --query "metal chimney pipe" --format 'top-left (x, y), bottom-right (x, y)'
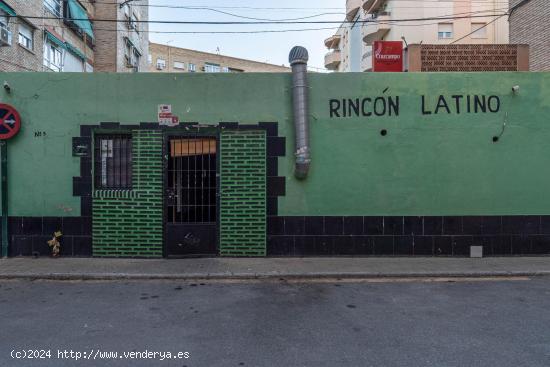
top-left (288, 46), bottom-right (311, 180)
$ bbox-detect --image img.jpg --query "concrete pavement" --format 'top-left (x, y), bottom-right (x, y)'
top-left (1, 256), bottom-right (550, 280)
top-left (1, 277), bottom-right (550, 367)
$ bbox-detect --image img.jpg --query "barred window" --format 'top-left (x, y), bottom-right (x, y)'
top-left (94, 135), bottom-right (133, 190)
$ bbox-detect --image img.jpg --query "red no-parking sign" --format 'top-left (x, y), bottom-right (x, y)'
top-left (0, 104), bottom-right (21, 140)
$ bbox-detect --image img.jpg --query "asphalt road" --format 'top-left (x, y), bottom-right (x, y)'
top-left (1, 277), bottom-right (549, 367)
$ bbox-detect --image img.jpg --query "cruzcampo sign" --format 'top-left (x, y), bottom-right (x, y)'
top-left (372, 41), bottom-right (403, 72)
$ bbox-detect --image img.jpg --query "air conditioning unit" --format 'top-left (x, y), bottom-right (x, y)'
top-left (156, 62), bottom-right (165, 70)
top-left (0, 24), bottom-right (12, 47)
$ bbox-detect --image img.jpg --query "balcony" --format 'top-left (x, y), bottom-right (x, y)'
top-left (363, 13), bottom-right (391, 45)
top-left (346, 0), bottom-right (362, 21)
top-left (324, 50), bottom-right (342, 70)
top-left (362, 50), bottom-right (373, 71)
top-left (363, 0), bottom-right (387, 13)
top-left (324, 34), bottom-right (341, 50)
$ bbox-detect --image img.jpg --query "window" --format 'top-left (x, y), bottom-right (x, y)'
top-left (124, 38), bottom-right (141, 71)
top-left (0, 11), bottom-right (8, 27)
top-left (173, 61), bottom-right (185, 70)
top-left (132, 49), bottom-right (140, 72)
top-left (156, 58), bottom-right (166, 70)
top-left (124, 40), bottom-right (132, 64)
top-left (124, 4), bottom-right (132, 28)
top-left (438, 23), bottom-right (453, 39)
top-left (43, 40), bottom-right (63, 72)
top-left (95, 135), bottom-right (133, 190)
top-left (131, 12), bottom-right (139, 33)
top-left (65, 0), bottom-right (94, 41)
top-left (471, 23), bottom-right (487, 39)
top-left (204, 62), bottom-right (220, 73)
top-left (222, 66), bottom-right (229, 73)
top-left (188, 63), bottom-right (196, 72)
top-left (18, 22), bottom-right (33, 50)
top-left (126, 8), bottom-right (139, 32)
top-left (44, 0), bottom-right (62, 17)
top-left (63, 49), bottom-right (84, 72)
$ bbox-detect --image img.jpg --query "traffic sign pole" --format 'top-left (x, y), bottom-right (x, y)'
top-left (1, 140), bottom-right (6, 258)
top-left (0, 104), bottom-right (21, 258)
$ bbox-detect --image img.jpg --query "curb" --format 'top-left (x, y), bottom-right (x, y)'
top-left (1, 271), bottom-right (550, 281)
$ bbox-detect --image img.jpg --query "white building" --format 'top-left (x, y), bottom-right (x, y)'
top-left (325, 0), bottom-right (510, 72)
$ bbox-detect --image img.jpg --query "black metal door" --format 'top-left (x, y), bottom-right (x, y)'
top-left (164, 136), bottom-right (218, 257)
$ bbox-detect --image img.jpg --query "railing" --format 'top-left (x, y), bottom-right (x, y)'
top-left (324, 50), bottom-right (342, 70)
top-left (346, 0), bottom-right (362, 20)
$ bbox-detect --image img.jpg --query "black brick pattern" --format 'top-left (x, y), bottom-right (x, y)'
top-left (267, 216), bottom-right (550, 256)
top-left (8, 216), bottom-right (92, 257)
top-left (262, 122), bottom-right (285, 219)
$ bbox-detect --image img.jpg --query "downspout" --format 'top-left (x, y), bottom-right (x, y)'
top-left (289, 46), bottom-right (311, 179)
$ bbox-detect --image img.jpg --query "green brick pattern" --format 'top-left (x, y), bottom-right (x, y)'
top-left (92, 130), bottom-right (163, 257)
top-left (219, 130), bottom-right (267, 256)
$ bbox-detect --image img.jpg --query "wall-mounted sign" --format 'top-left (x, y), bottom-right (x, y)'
top-left (372, 41), bottom-right (403, 72)
top-left (328, 94), bottom-right (502, 119)
top-left (158, 104), bottom-right (180, 127)
top-left (0, 103), bottom-right (21, 140)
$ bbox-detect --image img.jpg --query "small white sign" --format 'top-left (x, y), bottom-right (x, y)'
top-left (157, 104), bottom-right (179, 127)
top-left (158, 104), bottom-right (172, 114)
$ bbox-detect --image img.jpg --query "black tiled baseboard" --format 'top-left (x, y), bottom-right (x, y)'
top-left (8, 215), bottom-right (550, 257)
top-left (7, 216), bottom-right (92, 257)
top-left (9, 235), bottom-right (92, 257)
top-left (267, 216), bottom-right (550, 256)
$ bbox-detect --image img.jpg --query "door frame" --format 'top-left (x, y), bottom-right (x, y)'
top-left (162, 128), bottom-right (221, 258)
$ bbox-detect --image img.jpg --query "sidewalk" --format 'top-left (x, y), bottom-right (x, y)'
top-left (1, 257), bottom-right (550, 280)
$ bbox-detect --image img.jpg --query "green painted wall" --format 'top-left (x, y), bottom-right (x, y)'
top-left (1, 72), bottom-right (550, 217)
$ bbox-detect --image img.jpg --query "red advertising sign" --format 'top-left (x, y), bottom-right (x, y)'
top-left (372, 41), bottom-right (403, 72)
top-left (0, 104), bottom-right (21, 140)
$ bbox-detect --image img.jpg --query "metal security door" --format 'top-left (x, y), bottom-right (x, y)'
top-left (164, 136), bottom-right (218, 257)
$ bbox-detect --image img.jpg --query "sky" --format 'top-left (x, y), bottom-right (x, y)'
top-left (148, 0), bottom-right (345, 71)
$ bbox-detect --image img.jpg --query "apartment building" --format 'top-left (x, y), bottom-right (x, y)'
top-left (0, 0), bottom-right (149, 72)
top-left (509, 0), bottom-right (549, 71)
top-left (95, 0), bottom-right (149, 72)
top-left (325, 0), bottom-right (509, 72)
top-left (149, 42), bottom-right (290, 73)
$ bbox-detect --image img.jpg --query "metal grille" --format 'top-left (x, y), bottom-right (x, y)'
top-left (94, 134), bottom-right (133, 190)
top-left (167, 137), bottom-right (217, 224)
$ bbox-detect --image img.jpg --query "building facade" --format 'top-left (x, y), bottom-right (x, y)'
top-left (94, 0), bottom-right (149, 73)
top-left (2, 71), bottom-right (550, 258)
top-left (325, 0), bottom-right (510, 72)
top-left (149, 43), bottom-right (290, 73)
top-left (509, 0), bottom-right (549, 71)
top-left (0, 0), bottom-right (149, 73)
